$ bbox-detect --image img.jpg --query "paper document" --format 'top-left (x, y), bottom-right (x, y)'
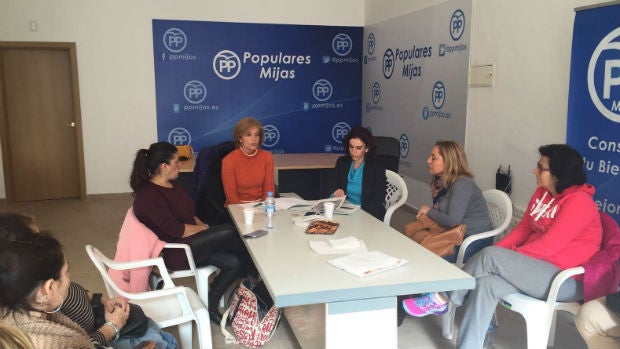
top-left (328, 250), bottom-right (407, 277)
top-left (309, 236), bottom-right (367, 255)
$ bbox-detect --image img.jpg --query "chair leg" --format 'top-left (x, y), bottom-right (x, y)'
top-left (194, 308), bottom-right (214, 349)
top-left (177, 322), bottom-right (194, 349)
top-left (547, 310), bottom-right (558, 347)
top-left (441, 302), bottom-right (455, 340)
top-left (521, 313), bottom-right (552, 349)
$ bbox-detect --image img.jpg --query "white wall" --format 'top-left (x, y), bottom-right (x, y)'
top-left (366, 0), bottom-right (610, 213)
top-left (0, 0), bottom-right (364, 197)
top-left (0, 0), bottom-right (611, 213)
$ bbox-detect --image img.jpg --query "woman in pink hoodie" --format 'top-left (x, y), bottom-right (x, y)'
top-left (403, 144), bottom-right (603, 349)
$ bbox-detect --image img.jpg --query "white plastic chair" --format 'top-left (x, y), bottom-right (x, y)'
top-left (500, 267), bottom-right (583, 349)
top-left (441, 189), bottom-right (513, 340)
top-left (384, 170), bottom-right (408, 226)
top-left (498, 212), bottom-right (620, 349)
top-left (86, 245), bottom-right (213, 349)
top-left (116, 208), bottom-right (219, 308)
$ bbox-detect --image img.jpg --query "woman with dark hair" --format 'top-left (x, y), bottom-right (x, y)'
top-left (0, 233), bottom-right (97, 349)
top-left (403, 144), bottom-right (603, 349)
top-left (331, 126), bottom-right (387, 220)
top-left (404, 141), bottom-right (492, 263)
top-left (0, 212), bottom-right (171, 349)
top-left (222, 117), bottom-right (275, 206)
top-left (131, 141), bottom-right (250, 324)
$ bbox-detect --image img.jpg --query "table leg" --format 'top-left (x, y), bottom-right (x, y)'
top-left (325, 296), bottom-right (397, 349)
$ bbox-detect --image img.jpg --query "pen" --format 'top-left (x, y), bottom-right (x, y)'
top-left (254, 203), bottom-right (263, 207)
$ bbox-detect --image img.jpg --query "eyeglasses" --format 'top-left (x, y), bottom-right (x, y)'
top-left (536, 163), bottom-right (550, 173)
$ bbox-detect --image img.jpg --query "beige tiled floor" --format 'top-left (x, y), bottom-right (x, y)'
top-left (0, 194), bottom-right (587, 349)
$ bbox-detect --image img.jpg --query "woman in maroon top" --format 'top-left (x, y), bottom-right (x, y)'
top-left (130, 141), bottom-right (250, 324)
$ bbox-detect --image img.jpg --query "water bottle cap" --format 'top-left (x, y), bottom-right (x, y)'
top-left (267, 191), bottom-right (274, 197)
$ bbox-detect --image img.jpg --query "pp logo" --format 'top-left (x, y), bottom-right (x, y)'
top-left (450, 9), bottom-right (465, 41)
top-left (213, 50), bottom-right (241, 80)
top-left (422, 107), bottom-right (430, 120)
top-left (332, 122), bottom-right (351, 144)
top-left (184, 80), bottom-right (207, 104)
top-left (313, 79), bottom-right (333, 102)
top-left (372, 81), bottom-right (381, 104)
top-left (263, 125), bottom-right (280, 148)
top-left (432, 81), bottom-right (446, 109)
top-left (163, 28), bottom-right (187, 53)
top-left (383, 48), bottom-right (395, 79)
top-left (399, 134), bottom-right (409, 158)
top-left (588, 27), bottom-right (620, 123)
top-left (367, 33), bottom-right (376, 55)
top-left (332, 33), bottom-right (353, 57)
top-left (168, 127), bottom-right (191, 146)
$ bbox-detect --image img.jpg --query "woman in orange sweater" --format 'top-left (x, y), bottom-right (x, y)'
top-left (222, 117), bottom-right (275, 206)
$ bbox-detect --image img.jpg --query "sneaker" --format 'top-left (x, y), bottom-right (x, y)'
top-left (402, 292), bottom-right (448, 317)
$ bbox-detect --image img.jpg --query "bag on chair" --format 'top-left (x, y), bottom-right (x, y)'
top-left (220, 278), bottom-right (281, 348)
top-left (404, 214), bottom-right (466, 257)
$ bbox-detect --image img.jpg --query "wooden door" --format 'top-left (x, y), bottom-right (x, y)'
top-left (0, 43), bottom-right (85, 201)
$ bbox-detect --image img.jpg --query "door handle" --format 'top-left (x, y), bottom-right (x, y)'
top-left (67, 122), bottom-right (76, 127)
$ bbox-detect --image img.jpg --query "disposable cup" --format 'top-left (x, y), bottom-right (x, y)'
top-left (243, 208), bottom-right (255, 224)
top-left (324, 202), bottom-right (335, 219)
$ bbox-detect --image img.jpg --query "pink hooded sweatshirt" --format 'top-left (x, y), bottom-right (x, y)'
top-left (497, 184), bottom-right (602, 277)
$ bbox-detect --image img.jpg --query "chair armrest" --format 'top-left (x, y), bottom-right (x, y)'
top-left (546, 266), bottom-right (585, 305)
top-left (456, 227), bottom-right (502, 267)
top-left (163, 243), bottom-right (198, 272)
top-left (108, 256), bottom-right (176, 289)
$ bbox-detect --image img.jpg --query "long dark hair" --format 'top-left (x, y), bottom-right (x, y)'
top-left (0, 213), bottom-right (36, 241)
top-left (538, 144), bottom-right (586, 194)
top-left (130, 141), bottom-right (178, 192)
top-left (0, 233), bottom-right (64, 315)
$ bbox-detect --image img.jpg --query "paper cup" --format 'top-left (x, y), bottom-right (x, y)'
top-left (324, 202), bottom-right (335, 219)
top-left (243, 208), bottom-right (255, 224)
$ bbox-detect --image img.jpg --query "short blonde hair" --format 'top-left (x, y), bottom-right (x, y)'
top-left (0, 323), bottom-right (35, 349)
top-left (433, 140), bottom-right (473, 188)
top-left (233, 117), bottom-right (265, 147)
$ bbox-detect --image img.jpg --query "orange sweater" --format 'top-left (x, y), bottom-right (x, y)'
top-left (222, 148), bottom-right (275, 206)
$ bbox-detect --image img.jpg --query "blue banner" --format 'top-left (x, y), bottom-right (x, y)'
top-left (567, 5), bottom-right (620, 222)
top-left (153, 20), bottom-right (362, 154)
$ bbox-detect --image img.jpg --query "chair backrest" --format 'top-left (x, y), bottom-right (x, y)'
top-left (483, 189), bottom-right (513, 235)
top-left (384, 170), bottom-right (408, 225)
top-left (192, 141), bottom-right (236, 225)
top-left (374, 136), bottom-right (400, 172)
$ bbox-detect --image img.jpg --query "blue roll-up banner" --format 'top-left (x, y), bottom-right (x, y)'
top-left (567, 4), bottom-right (620, 223)
top-left (153, 20), bottom-right (362, 154)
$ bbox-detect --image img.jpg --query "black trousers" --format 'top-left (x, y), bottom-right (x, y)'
top-left (189, 224), bottom-right (254, 311)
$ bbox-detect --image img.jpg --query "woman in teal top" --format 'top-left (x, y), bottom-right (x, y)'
top-left (332, 127), bottom-right (387, 220)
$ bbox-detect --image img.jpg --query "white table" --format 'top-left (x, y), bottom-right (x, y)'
top-left (228, 200), bottom-right (474, 349)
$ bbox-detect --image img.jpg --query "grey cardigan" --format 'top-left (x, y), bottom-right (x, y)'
top-left (425, 176), bottom-right (492, 236)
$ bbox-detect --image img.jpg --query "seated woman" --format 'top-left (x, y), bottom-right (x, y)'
top-left (0, 212), bottom-right (171, 349)
top-left (576, 291), bottom-right (620, 348)
top-left (222, 117), bottom-right (275, 206)
top-left (0, 232), bottom-right (95, 349)
top-left (331, 126), bottom-right (386, 220)
top-left (131, 141), bottom-right (250, 324)
top-left (404, 140), bottom-right (492, 263)
top-left (403, 144), bottom-right (603, 349)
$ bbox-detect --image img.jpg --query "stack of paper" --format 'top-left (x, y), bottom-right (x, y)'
top-left (309, 236), bottom-right (367, 255)
top-left (328, 250), bottom-right (407, 277)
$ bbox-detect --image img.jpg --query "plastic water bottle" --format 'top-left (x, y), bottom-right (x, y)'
top-left (265, 191), bottom-right (276, 229)
top-left (483, 322), bottom-right (495, 348)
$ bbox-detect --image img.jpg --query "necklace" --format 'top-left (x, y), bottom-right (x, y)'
top-left (240, 146), bottom-right (258, 157)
